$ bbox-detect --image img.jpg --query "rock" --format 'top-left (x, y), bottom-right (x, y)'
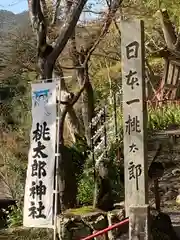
top-left (82, 211), bottom-right (108, 239)
top-left (0, 227), bottom-right (53, 240)
top-left (57, 215), bottom-right (81, 240)
top-left (176, 194), bottom-right (180, 205)
top-left (173, 184), bottom-right (180, 191)
top-left (92, 230), bottom-right (107, 240)
top-left (56, 210), bottom-right (108, 240)
top-left (158, 184), bottom-right (169, 193)
top-left (172, 169), bottom-right (180, 176)
top-left (150, 211), bottom-right (180, 240)
top-left (107, 209), bottom-right (126, 240)
top-left (56, 208), bottom-right (127, 240)
top-left (113, 202), bottom-right (124, 209)
top-left (164, 190), bottom-right (177, 201)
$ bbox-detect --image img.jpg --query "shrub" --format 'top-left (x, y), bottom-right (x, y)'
top-left (77, 175), bottom-right (94, 206)
top-left (6, 204), bottom-right (23, 228)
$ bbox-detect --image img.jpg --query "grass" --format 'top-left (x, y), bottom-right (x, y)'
top-left (64, 206), bottom-right (102, 216)
top-left (148, 103), bottom-right (180, 130)
top-left (0, 227), bottom-right (53, 240)
top-left (115, 103), bottom-right (180, 132)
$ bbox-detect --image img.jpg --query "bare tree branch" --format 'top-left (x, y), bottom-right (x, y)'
top-left (52, 0), bottom-right (62, 24)
top-left (70, 81), bottom-right (86, 106)
top-left (92, 53), bottom-right (120, 61)
top-left (47, 0), bottom-right (88, 65)
top-left (84, 0), bottom-right (123, 65)
top-left (105, 0), bottom-right (121, 36)
top-left (83, 9), bottom-right (105, 15)
top-left (59, 79), bottom-right (86, 144)
top-left (156, 9), bottom-right (177, 50)
top-left (40, 0), bottom-right (49, 21)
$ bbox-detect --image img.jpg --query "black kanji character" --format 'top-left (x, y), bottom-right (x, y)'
top-left (29, 181), bottom-right (47, 200)
top-left (33, 141), bottom-right (48, 159)
top-left (126, 41), bottom-right (139, 59)
top-left (125, 115), bottom-right (141, 135)
top-left (128, 161), bottom-right (142, 190)
top-left (31, 160), bottom-right (47, 179)
top-left (126, 70), bottom-right (139, 90)
top-left (28, 201), bottom-right (36, 219)
top-left (33, 122), bottom-right (50, 142)
top-left (29, 182), bottom-right (36, 199)
top-left (129, 143), bottom-right (139, 153)
top-left (126, 99), bottom-right (140, 105)
top-left (28, 201), bottom-right (46, 219)
top-left (36, 181), bottom-right (46, 200)
top-left (36, 201), bottom-right (46, 219)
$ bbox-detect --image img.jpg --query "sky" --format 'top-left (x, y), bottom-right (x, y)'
top-left (0, 0), bottom-right (102, 15)
top-left (0, 0), bottom-right (28, 14)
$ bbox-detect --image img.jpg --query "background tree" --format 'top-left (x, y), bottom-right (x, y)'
top-left (27, 0), bottom-right (123, 210)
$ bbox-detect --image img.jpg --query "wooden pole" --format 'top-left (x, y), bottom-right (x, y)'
top-left (121, 18), bottom-right (149, 239)
top-left (54, 79), bottom-right (61, 240)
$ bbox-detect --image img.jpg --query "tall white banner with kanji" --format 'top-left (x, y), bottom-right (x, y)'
top-left (23, 82), bottom-right (56, 228)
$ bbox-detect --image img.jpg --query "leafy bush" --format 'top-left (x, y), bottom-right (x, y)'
top-left (6, 204), bottom-right (23, 228)
top-left (77, 175), bottom-right (94, 205)
top-left (148, 103), bottom-right (180, 130)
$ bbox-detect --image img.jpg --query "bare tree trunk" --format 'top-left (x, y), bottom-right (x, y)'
top-left (28, 0), bottom-right (88, 211)
top-left (156, 9), bottom-right (177, 50)
top-left (77, 66), bottom-right (94, 146)
top-left (53, 69), bottom-right (84, 142)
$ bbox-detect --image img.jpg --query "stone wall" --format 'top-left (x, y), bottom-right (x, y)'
top-left (56, 207), bottom-right (125, 240)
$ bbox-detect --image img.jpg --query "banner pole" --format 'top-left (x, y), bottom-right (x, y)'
top-left (54, 78), bottom-right (61, 240)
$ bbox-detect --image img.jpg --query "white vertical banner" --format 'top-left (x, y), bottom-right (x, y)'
top-left (23, 82), bottom-right (56, 228)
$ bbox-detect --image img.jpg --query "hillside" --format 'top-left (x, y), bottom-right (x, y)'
top-left (0, 10), bottom-right (29, 34)
top-left (0, 10), bottom-right (30, 70)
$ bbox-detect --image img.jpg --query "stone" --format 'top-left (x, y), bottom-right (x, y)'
top-left (107, 209), bottom-right (125, 240)
top-left (172, 169), bottom-right (180, 176)
top-left (150, 211), bottom-right (180, 240)
top-left (176, 194), bottom-right (180, 205)
top-left (92, 230), bottom-right (107, 240)
top-left (56, 210), bottom-right (108, 240)
top-left (113, 202), bottom-right (125, 209)
top-left (159, 184), bottom-right (169, 193)
top-left (82, 211), bottom-right (108, 239)
top-left (129, 205), bottom-right (150, 240)
top-left (0, 227), bottom-right (53, 240)
top-left (164, 190), bottom-right (177, 201)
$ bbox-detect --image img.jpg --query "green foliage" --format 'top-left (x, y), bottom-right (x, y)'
top-left (0, 70), bottom-right (31, 204)
top-left (65, 206), bottom-right (96, 215)
top-left (107, 140), bottom-right (124, 201)
top-left (77, 175), bottom-right (94, 205)
top-left (0, 71), bottom-right (31, 132)
top-left (67, 136), bottom-right (89, 181)
top-left (148, 104), bottom-right (180, 130)
top-left (0, 136), bottom-right (27, 201)
top-left (6, 205), bottom-right (23, 228)
top-left (0, 228), bottom-right (53, 240)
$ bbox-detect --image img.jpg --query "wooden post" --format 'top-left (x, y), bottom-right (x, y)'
top-left (121, 19), bottom-right (148, 217)
top-left (129, 204), bottom-right (150, 240)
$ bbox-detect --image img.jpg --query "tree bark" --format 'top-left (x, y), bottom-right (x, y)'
top-left (27, 0), bottom-right (89, 211)
top-left (76, 65), bottom-right (94, 146)
top-left (156, 9), bottom-right (177, 50)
